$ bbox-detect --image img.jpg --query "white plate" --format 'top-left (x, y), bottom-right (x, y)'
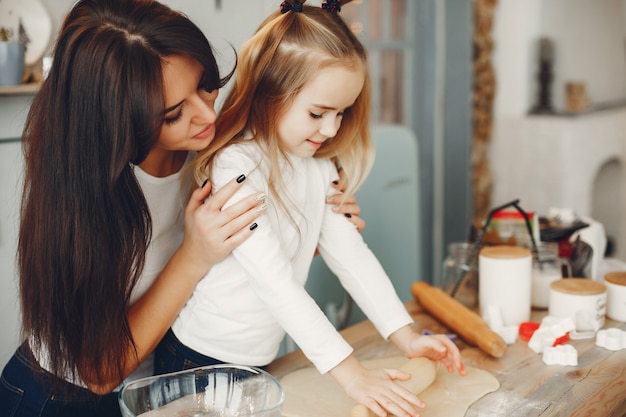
top-left (0, 0), bottom-right (52, 66)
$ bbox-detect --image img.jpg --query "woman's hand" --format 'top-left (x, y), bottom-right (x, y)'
top-left (390, 326), bottom-right (466, 376)
top-left (179, 174), bottom-right (266, 280)
top-left (330, 355), bottom-right (424, 417)
top-left (327, 168), bottom-right (366, 232)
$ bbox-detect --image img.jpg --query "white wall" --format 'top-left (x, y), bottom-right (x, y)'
top-left (39, 0), bottom-right (273, 56)
top-left (492, 0), bottom-right (626, 118)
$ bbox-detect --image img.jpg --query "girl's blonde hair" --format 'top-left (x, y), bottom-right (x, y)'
top-left (193, 0), bottom-right (373, 206)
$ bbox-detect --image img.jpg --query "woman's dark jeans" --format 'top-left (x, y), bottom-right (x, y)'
top-left (153, 328), bottom-right (226, 375)
top-left (0, 343), bottom-right (121, 417)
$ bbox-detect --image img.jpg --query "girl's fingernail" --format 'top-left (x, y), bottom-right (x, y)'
top-left (237, 174), bottom-right (246, 183)
top-left (249, 222), bottom-right (258, 231)
top-left (332, 180), bottom-right (339, 185)
top-left (256, 203), bottom-right (267, 212)
top-left (327, 196), bottom-right (335, 203)
top-left (256, 193), bottom-right (266, 202)
top-left (344, 213), bottom-right (352, 218)
top-left (201, 179), bottom-right (208, 188)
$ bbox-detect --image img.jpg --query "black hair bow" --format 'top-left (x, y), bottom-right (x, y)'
top-left (280, 1), bottom-right (303, 13)
top-left (322, 0), bottom-right (341, 13)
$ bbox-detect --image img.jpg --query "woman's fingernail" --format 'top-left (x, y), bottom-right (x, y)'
top-left (249, 222), bottom-right (258, 231)
top-left (201, 179), bottom-right (208, 188)
top-left (327, 196), bottom-right (335, 203)
top-left (332, 180), bottom-right (339, 185)
top-left (237, 174), bottom-right (246, 183)
top-left (344, 213), bottom-right (352, 218)
top-left (256, 203), bottom-right (267, 212)
top-left (256, 193), bottom-right (266, 202)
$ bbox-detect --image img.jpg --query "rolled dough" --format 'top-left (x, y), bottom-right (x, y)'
top-left (279, 356), bottom-right (500, 417)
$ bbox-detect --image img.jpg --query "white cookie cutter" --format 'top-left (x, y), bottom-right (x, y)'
top-left (482, 305), bottom-right (518, 345)
top-left (596, 328), bottom-right (626, 351)
top-left (542, 344), bottom-right (578, 366)
top-left (528, 316), bottom-right (576, 354)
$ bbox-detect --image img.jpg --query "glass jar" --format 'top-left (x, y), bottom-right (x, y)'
top-left (531, 242), bottom-right (572, 309)
top-left (440, 242), bottom-right (478, 309)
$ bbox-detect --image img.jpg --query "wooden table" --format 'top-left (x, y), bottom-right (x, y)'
top-left (267, 300), bottom-right (626, 417)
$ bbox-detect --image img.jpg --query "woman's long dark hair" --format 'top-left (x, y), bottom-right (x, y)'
top-left (19, 0), bottom-right (230, 389)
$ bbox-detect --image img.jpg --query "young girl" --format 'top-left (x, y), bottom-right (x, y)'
top-left (156, 1), bottom-right (465, 416)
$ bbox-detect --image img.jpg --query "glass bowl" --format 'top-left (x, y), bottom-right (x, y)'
top-left (118, 364), bottom-right (284, 417)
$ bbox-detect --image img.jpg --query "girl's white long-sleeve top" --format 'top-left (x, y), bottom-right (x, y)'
top-left (172, 141), bottom-right (413, 374)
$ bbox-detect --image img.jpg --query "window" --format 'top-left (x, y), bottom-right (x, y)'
top-left (342, 0), bottom-right (414, 125)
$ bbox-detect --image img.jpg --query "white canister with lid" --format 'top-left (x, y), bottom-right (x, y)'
top-left (604, 271), bottom-right (626, 322)
top-left (549, 278), bottom-right (607, 332)
top-left (479, 245), bottom-right (532, 326)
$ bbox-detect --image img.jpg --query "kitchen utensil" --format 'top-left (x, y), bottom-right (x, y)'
top-left (412, 281), bottom-right (506, 358)
top-left (118, 364), bottom-right (284, 417)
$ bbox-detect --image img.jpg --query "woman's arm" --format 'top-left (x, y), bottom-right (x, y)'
top-left (86, 176), bottom-right (265, 394)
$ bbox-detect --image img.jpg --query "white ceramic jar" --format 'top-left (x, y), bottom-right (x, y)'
top-left (604, 271), bottom-right (626, 322)
top-left (479, 245), bottom-right (532, 326)
top-left (549, 278), bottom-right (607, 332)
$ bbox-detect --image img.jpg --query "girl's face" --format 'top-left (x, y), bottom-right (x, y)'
top-left (277, 65), bottom-right (365, 158)
top-left (157, 54), bottom-right (218, 153)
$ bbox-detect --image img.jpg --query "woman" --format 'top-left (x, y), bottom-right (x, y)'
top-left (0, 1), bottom-right (364, 416)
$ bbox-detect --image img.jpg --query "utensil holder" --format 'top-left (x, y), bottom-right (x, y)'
top-left (0, 41), bottom-right (25, 86)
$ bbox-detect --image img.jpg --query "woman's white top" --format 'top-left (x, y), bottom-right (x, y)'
top-left (172, 141), bottom-right (412, 374)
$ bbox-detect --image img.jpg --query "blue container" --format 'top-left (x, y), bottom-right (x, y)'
top-left (0, 42), bottom-right (25, 86)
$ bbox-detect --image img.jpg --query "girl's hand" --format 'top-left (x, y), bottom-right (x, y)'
top-left (391, 326), bottom-right (466, 376)
top-left (330, 356), bottom-right (424, 417)
top-left (179, 174), bottom-right (266, 280)
top-left (327, 168), bottom-right (366, 232)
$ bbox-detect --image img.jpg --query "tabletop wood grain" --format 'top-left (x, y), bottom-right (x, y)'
top-left (267, 300), bottom-right (626, 417)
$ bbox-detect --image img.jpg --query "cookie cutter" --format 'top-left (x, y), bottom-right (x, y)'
top-left (596, 328), bottom-right (626, 351)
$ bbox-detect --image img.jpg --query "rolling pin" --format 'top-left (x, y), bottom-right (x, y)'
top-left (411, 281), bottom-right (507, 358)
top-left (349, 358), bottom-right (437, 417)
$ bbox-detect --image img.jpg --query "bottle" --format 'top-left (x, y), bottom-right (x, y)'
top-left (440, 242), bottom-right (478, 309)
top-left (532, 242), bottom-right (571, 309)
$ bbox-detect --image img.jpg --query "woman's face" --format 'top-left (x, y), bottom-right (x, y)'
top-left (157, 54), bottom-right (218, 152)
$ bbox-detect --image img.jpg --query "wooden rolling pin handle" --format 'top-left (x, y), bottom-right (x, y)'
top-left (411, 281), bottom-right (506, 358)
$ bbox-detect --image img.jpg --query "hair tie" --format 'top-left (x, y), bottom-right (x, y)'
top-left (280, 1), bottom-right (303, 14)
top-left (322, 0), bottom-right (341, 13)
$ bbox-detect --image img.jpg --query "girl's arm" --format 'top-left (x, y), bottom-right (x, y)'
top-left (329, 354), bottom-right (424, 417)
top-left (86, 176), bottom-right (265, 394)
top-left (389, 325), bottom-right (466, 376)
top-left (328, 327), bottom-right (466, 417)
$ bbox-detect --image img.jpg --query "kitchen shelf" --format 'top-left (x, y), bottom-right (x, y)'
top-left (0, 83), bottom-right (40, 96)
